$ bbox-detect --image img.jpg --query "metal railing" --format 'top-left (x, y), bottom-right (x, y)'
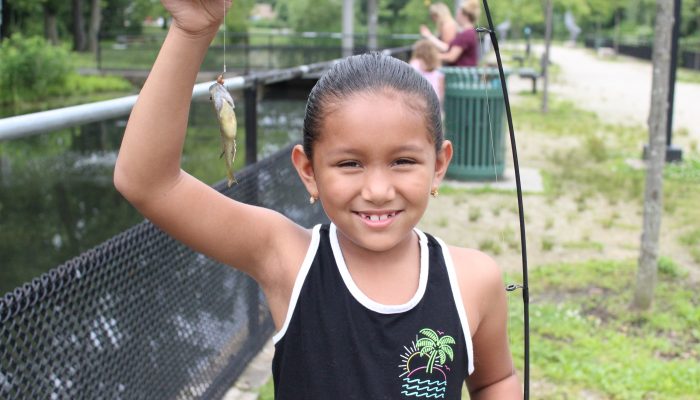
top-left (0, 46), bottom-right (413, 165)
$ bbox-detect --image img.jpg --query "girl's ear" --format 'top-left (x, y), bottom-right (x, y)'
top-left (291, 144), bottom-right (319, 196)
top-left (433, 140), bottom-right (453, 185)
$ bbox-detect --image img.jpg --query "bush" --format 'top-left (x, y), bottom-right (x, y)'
top-left (0, 34), bottom-right (73, 104)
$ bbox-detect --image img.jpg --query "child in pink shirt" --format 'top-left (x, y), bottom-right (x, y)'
top-left (409, 39), bottom-right (445, 104)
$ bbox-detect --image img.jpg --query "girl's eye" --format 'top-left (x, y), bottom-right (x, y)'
top-left (337, 161), bottom-right (361, 168)
top-left (394, 158), bottom-right (417, 166)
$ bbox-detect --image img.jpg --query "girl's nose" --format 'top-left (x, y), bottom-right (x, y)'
top-left (361, 169), bottom-right (395, 204)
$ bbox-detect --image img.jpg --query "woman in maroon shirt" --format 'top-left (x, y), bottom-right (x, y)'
top-left (421, 0), bottom-right (480, 67)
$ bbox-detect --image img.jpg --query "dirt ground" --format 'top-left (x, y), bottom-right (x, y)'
top-left (421, 130), bottom-right (698, 282)
top-left (420, 45), bottom-right (700, 281)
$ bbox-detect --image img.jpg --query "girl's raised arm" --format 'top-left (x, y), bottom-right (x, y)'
top-left (113, 1), bottom-right (308, 286)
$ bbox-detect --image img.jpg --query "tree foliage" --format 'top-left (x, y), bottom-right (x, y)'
top-left (0, 34), bottom-right (72, 104)
top-left (277, 0), bottom-right (344, 32)
top-left (1, 0), bottom-right (699, 52)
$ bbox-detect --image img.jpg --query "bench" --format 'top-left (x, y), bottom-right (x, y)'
top-left (517, 67), bottom-right (541, 94)
top-left (512, 54), bottom-right (525, 67)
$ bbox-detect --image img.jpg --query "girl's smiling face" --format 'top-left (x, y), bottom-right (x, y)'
top-left (293, 90), bottom-right (452, 254)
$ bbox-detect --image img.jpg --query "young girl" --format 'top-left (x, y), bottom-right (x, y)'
top-left (409, 39), bottom-right (445, 103)
top-left (114, 1), bottom-right (520, 398)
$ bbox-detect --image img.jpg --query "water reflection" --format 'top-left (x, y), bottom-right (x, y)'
top-left (0, 97), bottom-right (306, 295)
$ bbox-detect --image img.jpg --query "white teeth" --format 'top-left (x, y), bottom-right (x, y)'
top-left (362, 213), bottom-right (396, 221)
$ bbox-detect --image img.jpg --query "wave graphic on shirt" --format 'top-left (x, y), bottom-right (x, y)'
top-left (401, 378), bottom-right (447, 398)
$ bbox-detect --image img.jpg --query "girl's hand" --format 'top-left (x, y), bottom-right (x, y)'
top-left (161, 0), bottom-right (232, 38)
top-left (420, 25), bottom-right (433, 38)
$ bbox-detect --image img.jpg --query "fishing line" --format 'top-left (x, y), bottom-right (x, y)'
top-left (223, 0), bottom-right (227, 74)
top-left (477, 33), bottom-right (506, 248)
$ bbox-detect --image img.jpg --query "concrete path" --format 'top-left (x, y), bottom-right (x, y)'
top-left (544, 45), bottom-right (699, 149)
top-left (222, 339), bottom-right (275, 400)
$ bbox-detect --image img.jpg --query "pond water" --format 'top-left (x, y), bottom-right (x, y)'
top-left (0, 95), bottom-right (307, 295)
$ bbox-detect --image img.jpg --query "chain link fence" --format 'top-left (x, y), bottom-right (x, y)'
top-left (0, 144), bottom-right (328, 399)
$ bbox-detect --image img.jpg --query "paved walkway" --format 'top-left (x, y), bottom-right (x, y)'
top-left (222, 339), bottom-right (275, 400)
top-left (543, 44), bottom-right (699, 149)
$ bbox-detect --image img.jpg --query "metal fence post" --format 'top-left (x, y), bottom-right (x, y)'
top-left (244, 83), bottom-right (258, 166)
top-left (243, 81), bottom-right (260, 337)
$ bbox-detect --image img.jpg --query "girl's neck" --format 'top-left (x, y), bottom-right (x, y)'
top-left (336, 228), bottom-right (422, 305)
top-left (336, 228), bottom-right (418, 269)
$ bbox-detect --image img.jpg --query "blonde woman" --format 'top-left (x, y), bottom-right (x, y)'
top-left (419, 2), bottom-right (459, 52)
top-left (437, 0), bottom-right (481, 67)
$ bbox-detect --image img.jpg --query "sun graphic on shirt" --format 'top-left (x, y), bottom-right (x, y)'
top-left (398, 338), bottom-right (421, 378)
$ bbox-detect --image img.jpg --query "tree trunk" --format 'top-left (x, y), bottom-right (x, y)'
top-left (632, 0), bottom-right (674, 310)
top-left (614, 11), bottom-right (620, 55)
top-left (44, 4), bottom-right (59, 45)
top-left (1, 0), bottom-right (10, 41)
top-left (72, 0), bottom-right (87, 52)
top-left (541, 0), bottom-right (553, 113)
top-left (367, 0), bottom-right (378, 51)
top-left (342, 0), bottom-right (354, 58)
top-left (88, 0), bottom-right (101, 54)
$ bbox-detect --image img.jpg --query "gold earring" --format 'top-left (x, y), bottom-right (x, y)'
top-left (309, 195), bottom-right (317, 205)
top-left (430, 188), bottom-right (439, 198)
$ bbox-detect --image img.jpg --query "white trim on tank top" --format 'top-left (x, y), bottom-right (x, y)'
top-left (434, 236), bottom-right (475, 375)
top-left (272, 224), bottom-right (322, 344)
top-left (329, 223), bottom-right (429, 315)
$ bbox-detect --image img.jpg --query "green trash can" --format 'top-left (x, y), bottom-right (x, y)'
top-left (442, 67), bottom-right (508, 180)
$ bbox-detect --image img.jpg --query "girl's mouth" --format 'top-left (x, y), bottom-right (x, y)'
top-left (354, 211), bottom-right (400, 226)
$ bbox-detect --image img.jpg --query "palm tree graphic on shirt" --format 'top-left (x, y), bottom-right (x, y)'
top-left (415, 328), bottom-right (456, 374)
top-left (398, 328), bottom-right (456, 398)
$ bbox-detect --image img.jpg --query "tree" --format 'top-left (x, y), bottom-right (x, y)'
top-left (415, 328), bottom-right (455, 374)
top-left (224, 0), bottom-right (255, 34)
top-left (542, 0), bottom-right (554, 113)
top-left (87, 0), bottom-right (101, 53)
top-left (71, 0), bottom-right (86, 51)
top-left (283, 0), bottom-right (343, 32)
top-left (42, 0), bottom-right (62, 45)
top-left (632, 0), bottom-right (674, 310)
top-left (2, 0), bottom-right (42, 40)
top-left (101, 0), bottom-right (166, 35)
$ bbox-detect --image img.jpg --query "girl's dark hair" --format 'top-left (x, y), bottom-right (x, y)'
top-left (302, 53), bottom-right (443, 159)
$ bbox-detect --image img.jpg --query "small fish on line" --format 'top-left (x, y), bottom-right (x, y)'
top-left (209, 74), bottom-right (238, 187)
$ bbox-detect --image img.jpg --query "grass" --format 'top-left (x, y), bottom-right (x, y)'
top-left (505, 259), bottom-right (700, 399)
top-left (259, 381), bottom-right (274, 400)
top-left (677, 68), bottom-right (700, 84)
top-left (1, 74), bottom-right (135, 117)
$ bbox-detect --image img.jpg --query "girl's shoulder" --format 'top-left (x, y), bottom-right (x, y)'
top-left (442, 244), bottom-right (505, 334)
top-left (447, 245), bottom-right (502, 288)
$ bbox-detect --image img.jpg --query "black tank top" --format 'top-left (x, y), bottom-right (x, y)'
top-left (272, 224), bottom-right (474, 399)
